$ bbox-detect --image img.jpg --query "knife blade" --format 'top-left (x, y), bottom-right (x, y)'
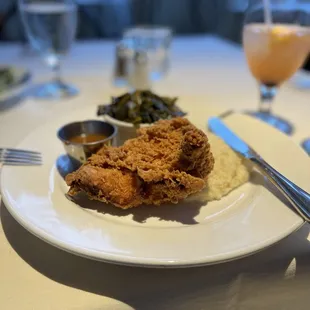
top-left (208, 117), bottom-right (255, 158)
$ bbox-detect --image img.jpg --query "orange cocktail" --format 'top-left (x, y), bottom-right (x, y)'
top-left (243, 23), bottom-right (310, 86)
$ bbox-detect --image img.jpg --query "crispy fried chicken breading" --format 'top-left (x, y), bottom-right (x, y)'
top-left (66, 118), bottom-right (214, 209)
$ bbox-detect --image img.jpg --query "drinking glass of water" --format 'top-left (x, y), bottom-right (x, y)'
top-left (121, 26), bottom-right (172, 87)
top-left (19, 0), bottom-right (78, 99)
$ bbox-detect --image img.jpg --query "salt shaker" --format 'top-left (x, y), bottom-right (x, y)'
top-left (127, 50), bottom-right (151, 90)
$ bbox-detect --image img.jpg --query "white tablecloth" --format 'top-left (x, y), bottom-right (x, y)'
top-left (1, 36), bottom-right (310, 310)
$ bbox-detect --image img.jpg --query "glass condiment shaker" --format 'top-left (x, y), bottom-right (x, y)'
top-left (127, 50), bottom-right (151, 91)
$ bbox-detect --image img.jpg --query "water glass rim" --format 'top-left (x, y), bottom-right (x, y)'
top-left (124, 25), bottom-right (173, 38)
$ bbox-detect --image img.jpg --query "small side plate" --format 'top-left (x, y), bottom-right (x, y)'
top-left (0, 66), bottom-right (31, 103)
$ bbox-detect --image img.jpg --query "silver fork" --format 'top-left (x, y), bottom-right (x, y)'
top-left (0, 148), bottom-right (42, 166)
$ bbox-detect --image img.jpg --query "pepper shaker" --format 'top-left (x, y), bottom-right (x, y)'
top-left (113, 41), bottom-right (130, 87)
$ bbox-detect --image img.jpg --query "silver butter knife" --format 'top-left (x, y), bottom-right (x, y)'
top-left (208, 117), bottom-right (310, 222)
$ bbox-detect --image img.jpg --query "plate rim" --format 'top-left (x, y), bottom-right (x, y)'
top-left (1, 191), bottom-right (304, 268)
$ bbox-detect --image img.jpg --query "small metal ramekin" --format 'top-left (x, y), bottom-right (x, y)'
top-left (57, 120), bottom-right (118, 164)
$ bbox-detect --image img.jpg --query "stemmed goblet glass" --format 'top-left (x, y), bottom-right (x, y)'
top-left (243, 0), bottom-right (310, 134)
top-left (19, 0), bottom-right (78, 99)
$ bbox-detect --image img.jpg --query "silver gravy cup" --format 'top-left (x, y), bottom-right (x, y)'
top-left (57, 120), bottom-right (118, 165)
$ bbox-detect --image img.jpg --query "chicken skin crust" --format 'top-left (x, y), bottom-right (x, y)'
top-left (66, 118), bottom-right (214, 209)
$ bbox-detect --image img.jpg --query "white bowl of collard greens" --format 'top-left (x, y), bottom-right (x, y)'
top-left (97, 90), bottom-right (186, 146)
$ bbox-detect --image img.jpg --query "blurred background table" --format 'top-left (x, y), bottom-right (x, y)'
top-left (0, 0), bottom-right (243, 42)
top-left (1, 36), bottom-right (310, 309)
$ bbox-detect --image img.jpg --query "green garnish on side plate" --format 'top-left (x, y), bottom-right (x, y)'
top-left (0, 68), bottom-right (14, 93)
top-left (97, 90), bottom-right (186, 126)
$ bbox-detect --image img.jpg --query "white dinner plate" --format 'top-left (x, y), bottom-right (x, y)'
top-left (1, 104), bottom-right (309, 267)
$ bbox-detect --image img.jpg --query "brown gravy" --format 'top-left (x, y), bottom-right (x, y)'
top-left (69, 133), bottom-right (107, 144)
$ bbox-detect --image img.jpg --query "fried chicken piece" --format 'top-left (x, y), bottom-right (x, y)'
top-left (66, 118), bottom-right (214, 209)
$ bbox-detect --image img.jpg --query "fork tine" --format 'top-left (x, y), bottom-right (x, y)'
top-left (0, 148), bottom-right (41, 156)
top-left (0, 147), bottom-right (42, 166)
top-left (1, 153), bottom-right (42, 160)
top-left (1, 158), bottom-right (42, 165)
top-left (2, 158), bottom-right (42, 164)
top-left (2, 161), bottom-right (42, 166)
